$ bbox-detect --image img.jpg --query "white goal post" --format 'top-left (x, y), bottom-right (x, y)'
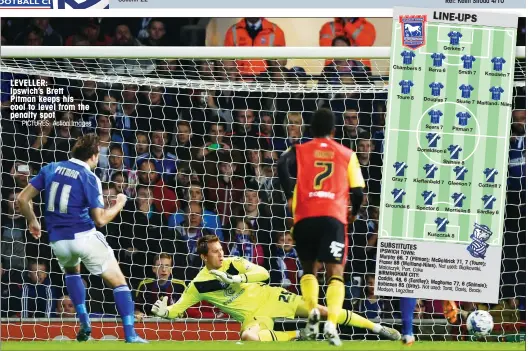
top-left (0, 45), bottom-right (525, 342)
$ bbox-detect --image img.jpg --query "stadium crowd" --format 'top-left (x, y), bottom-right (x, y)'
top-left (0, 17), bottom-right (525, 337)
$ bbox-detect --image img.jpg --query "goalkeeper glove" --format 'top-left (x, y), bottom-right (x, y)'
top-left (151, 296), bottom-right (169, 318)
top-left (210, 269), bottom-right (247, 284)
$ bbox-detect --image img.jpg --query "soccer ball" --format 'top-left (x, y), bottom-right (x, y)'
top-left (466, 310), bottom-right (494, 337)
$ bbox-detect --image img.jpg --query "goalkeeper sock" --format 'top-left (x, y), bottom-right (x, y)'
top-left (65, 274), bottom-right (90, 328)
top-left (400, 297), bottom-right (417, 336)
top-left (326, 276), bottom-right (345, 325)
top-left (113, 285), bottom-right (136, 339)
top-left (337, 309), bottom-right (381, 332)
top-left (257, 330), bottom-right (298, 341)
top-left (300, 274), bottom-right (319, 312)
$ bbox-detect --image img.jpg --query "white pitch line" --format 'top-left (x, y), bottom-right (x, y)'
top-left (389, 128), bottom-right (506, 139)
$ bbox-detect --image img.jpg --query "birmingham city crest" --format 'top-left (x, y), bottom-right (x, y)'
top-left (400, 15), bottom-right (427, 50)
top-left (467, 223), bottom-right (492, 259)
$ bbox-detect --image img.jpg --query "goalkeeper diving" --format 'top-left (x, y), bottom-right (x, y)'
top-left (152, 235), bottom-right (401, 342)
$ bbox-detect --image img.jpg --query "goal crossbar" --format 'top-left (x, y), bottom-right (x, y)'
top-left (1, 46), bottom-right (526, 59)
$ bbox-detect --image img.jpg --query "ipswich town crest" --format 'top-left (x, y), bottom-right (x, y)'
top-left (467, 223), bottom-right (493, 259)
top-left (400, 15), bottom-right (427, 50)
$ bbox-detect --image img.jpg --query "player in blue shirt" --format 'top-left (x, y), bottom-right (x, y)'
top-left (391, 188), bottom-right (406, 203)
top-left (456, 112), bottom-right (471, 126)
top-left (428, 109), bottom-right (443, 124)
top-left (482, 195), bottom-right (497, 209)
top-left (401, 50), bottom-right (416, 65)
top-left (451, 193), bottom-right (466, 208)
top-left (483, 168), bottom-right (499, 183)
top-left (448, 31), bottom-right (463, 45)
top-left (490, 86), bottom-right (504, 101)
top-left (16, 134), bottom-right (147, 344)
top-left (399, 80), bottom-right (414, 94)
top-left (426, 133), bottom-right (441, 148)
top-left (393, 161), bottom-right (408, 177)
top-left (421, 190), bottom-right (436, 205)
top-left (448, 145), bottom-right (463, 160)
top-left (461, 55), bottom-right (476, 69)
top-left (453, 166), bottom-right (468, 180)
top-left (431, 53), bottom-right (446, 67)
top-left (429, 82), bottom-right (444, 97)
top-left (491, 57), bottom-right (506, 71)
top-left (423, 164), bottom-right (438, 178)
top-left (459, 84), bottom-right (474, 99)
top-left (435, 217), bottom-right (449, 232)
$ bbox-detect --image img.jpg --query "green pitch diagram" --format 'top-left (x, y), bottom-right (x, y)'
top-left (375, 8), bottom-right (518, 303)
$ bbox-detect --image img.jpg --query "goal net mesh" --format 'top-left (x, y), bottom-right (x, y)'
top-left (0, 51), bottom-right (525, 341)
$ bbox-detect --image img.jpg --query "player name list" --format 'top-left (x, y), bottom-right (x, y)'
top-left (8, 79), bottom-right (91, 127)
top-left (376, 238), bottom-right (501, 302)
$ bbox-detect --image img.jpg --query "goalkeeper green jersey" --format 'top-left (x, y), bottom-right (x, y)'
top-left (166, 256), bottom-right (270, 322)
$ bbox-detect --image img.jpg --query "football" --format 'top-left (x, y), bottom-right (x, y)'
top-left (466, 310), bottom-right (494, 337)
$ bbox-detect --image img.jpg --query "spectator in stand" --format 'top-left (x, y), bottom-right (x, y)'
top-left (65, 18), bottom-right (113, 46)
top-left (135, 253), bottom-right (218, 319)
top-left (270, 231), bottom-right (303, 294)
top-left (76, 80), bottom-right (99, 119)
top-left (205, 151), bottom-right (245, 228)
top-left (113, 23), bottom-right (142, 46)
top-left (227, 217), bottom-right (264, 266)
top-left (136, 128), bottom-right (178, 183)
top-left (338, 103), bottom-right (367, 150)
top-left (19, 25), bottom-right (44, 46)
top-left (224, 18), bottom-right (286, 76)
top-left (322, 36), bottom-right (371, 84)
top-left (272, 112), bottom-right (308, 153)
top-left (29, 118), bottom-right (71, 167)
top-left (98, 182), bottom-right (122, 250)
top-left (111, 171), bottom-right (135, 198)
top-left (137, 159), bottom-right (178, 218)
top-left (55, 295), bottom-right (76, 318)
top-left (244, 141), bottom-right (265, 186)
top-left (162, 201), bottom-right (214, 281)
top-left (21, 260), bottom-right (58, 318)
top-left (356, 133), bottom-right (383, 198)
top-left (358, 274), bottom-right (390, 319)
top-left (118, 186), bottom-right (166, 288)
top-left (258, 111), bottom-right (275, 148)
top-left (227, 108), bottom-right (264, 151)
top-left (134, 131), bottom-right (150, 162)
top-left (99, 143), bottom-right (132, 183)
top-left (195, 121), bottom-right (231, 160)
top-left (320, 18), bottom-right (376, 48)
top-left (93, 113), bottom-right (128, 176)
top-left (116, 83), bottom-right (139, 140)
top-left (137, 85), bottom-right (177, 134)
top-left (9, 161), bottom-right (33, 193)
top-left (372, 103), bottom-right (387, 153)
top-left (1, 260), bottom-right (22, 317)
top-left (140, 19), bottom-right (169, 46)
top-left (168, 181), bottom-right (224, 240)
top-left (1, 190), bottom-right (28, 272)
top-left (171, 120), bottom-right (194, 162)
top-left (14, 18), bottom-right (62, 46)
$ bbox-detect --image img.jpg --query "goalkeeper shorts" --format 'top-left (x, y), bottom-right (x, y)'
top-left (241, 286), bottom-right (302, 331)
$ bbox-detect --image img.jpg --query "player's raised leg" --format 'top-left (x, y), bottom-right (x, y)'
top-left (299, 260), bottom-right (322, 340)
top-left (400, 297), bottom-right (416, 345)
top-left (323, 263), bottom-right (345, 346)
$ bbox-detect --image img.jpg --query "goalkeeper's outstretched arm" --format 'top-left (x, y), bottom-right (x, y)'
top-left (152, 284), bottom-right (201, 319)
top-left (212, 257), bottom-right (270, 284)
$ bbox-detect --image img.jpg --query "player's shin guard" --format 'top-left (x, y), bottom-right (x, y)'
top-left (300, 274), bottom-right (319, 312)
top-left (65, 274), bottom-right (90, 328)
top-left (113, 285), bottom-right (137, 339)
top-left (400, 297), bottom-right (417, 337)
top-left (257, 330), bottom-right (298, 341)
top-left (326, 276), bottom-right (345, 325)
top-left (337, 309), bottom-right (377, 331)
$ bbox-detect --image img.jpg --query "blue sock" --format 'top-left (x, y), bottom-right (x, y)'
top-left (400, 297), bottom-right (417, 336)
top-left (65, 274), bottom-right (90, 328)
top-left (113, 285), bottom-right (136, 339)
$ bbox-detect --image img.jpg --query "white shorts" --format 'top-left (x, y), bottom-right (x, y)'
top-left (50, 229), bottom-right (117, 275)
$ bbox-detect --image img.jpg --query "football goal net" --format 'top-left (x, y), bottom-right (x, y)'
top-left (0, 45), bottom-right (525, 342)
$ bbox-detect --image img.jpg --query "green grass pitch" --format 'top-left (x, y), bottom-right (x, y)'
top-left (1, 341), bottom-right (525, 351)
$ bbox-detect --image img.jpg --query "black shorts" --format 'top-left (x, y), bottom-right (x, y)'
top-left (292, 216), bottom-right (347, 264)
